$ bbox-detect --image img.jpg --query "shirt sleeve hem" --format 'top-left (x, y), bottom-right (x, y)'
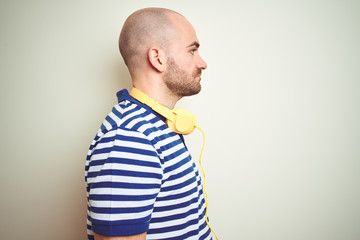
top-left (92, 222), bottom-right (149, 237)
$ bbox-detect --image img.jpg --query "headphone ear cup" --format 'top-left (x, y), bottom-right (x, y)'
top-left (166, 108), bottom-right (197, 135)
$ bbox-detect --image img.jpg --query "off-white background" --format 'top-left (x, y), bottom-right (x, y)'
top-left (1, 0), bottom-right (359, 239)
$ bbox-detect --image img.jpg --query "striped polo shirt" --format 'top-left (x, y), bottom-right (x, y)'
top-left (85, 89), bottom-right (212, 240)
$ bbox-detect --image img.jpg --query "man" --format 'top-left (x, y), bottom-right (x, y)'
top-left (85, 8), bottom-right (209, 240)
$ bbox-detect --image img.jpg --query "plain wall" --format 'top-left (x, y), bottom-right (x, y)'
top-left (1, 0), bottom-right (359, 239)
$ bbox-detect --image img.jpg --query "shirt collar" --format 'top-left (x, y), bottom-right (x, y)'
top-left (116, 89), bottom-right (186, 141)
top-left (116, 89), bottom-right (166, 122)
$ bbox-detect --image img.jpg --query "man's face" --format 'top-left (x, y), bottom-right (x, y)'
top-left (163, 16), bottom-right (207, 98)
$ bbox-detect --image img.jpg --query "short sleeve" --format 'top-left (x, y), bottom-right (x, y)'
top-left (86, 127), bottom-right (163, 236)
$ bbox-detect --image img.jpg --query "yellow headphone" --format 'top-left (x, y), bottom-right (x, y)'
top-left (130, 88), bottom-right (197, 135)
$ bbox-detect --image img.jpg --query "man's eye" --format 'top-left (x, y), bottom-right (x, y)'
top-left (190, 49), bottom-right (197, 55)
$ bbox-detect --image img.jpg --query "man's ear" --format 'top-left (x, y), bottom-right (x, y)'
top-left (148, 47), bottom-right (166, 72)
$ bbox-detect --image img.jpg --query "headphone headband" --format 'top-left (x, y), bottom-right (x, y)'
top-left (130, 88), bottom-right (197, 135)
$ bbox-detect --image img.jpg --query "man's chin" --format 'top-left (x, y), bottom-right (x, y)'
top-left (184, 85), bottom-right (201, 97)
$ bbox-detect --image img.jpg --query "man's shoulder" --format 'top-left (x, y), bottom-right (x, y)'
top-left (88, 99), bottom-right (182, 161)
top-left (99, 100), bottom-right (143, 133)
top-left (97, 100), bottom-right (170, 139)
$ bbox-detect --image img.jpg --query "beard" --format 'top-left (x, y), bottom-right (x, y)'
top-left (163, 57), bottom-right (202, 98)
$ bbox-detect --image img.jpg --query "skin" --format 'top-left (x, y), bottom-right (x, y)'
top-left (144, 13), bottom-right (207, 109)
top-left (94, 232), bottom-right (146, 240)
top-left (94, 8), bottom-right (207, 240)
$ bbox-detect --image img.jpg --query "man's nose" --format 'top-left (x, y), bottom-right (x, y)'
top-left (197, 56), bottom-right (207, 70)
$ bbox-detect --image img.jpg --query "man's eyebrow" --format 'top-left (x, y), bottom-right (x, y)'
top-left (186, 41), bottom-right (200, 48)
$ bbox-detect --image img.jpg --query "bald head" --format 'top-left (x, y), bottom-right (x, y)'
top-left (119, 8), bottom-right (184, 71)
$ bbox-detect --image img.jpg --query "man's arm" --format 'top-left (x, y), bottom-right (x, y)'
top-left (94, 232), bottom-right (146, 240)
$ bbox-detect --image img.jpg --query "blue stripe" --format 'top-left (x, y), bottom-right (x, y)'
top-left (105, 115), bottom-right (117, 129)
top-left (153, 196), bottom-right (198, 212)
top-left (87, 159), bottom-right (106, 167)
top-left (161, 177), bottom-right (197, 192)
top-left (89, 193), bottom-right (158, 201)
top-left (105, 157), bottom-right (161, 168)
top-left (165, 165), bottom-right (194, 182)
top-left (87, 234), bottom-right (95, 240)
top-left (159, 138), bottom-right (183, 151)
top-left (115, 134), bottom-right (151, 144)
top-left (91, 204), bottom-right (154, 214)
top-left (149, 218), bottom-right (199, 234)
top-left (156, 186), bottom-right (198, 202)
top-left (91, 145), bottom-right (157, 156)
top-left (111, 106), bottom-right (123, 119)
top-left (86, 157), bottom-right (161, 174)
top-left (90, 134), bottom-right (116, 151)
top-left (133, 120), bottom-right (161, 135)
top-left (89, 134), bottom-right (116, 152)
top-left (200, 226), bottom-right (212, 240)
top-left (90, 181), bottom-right (160, 190)
top-left (90, 215), bottom-right (151, 226)
top-left (100, 124), bottom-right (107, 134)
top-left (162, 230), bottom-right (199, 240)
top-left (88, 169), bottom-right (162, 179)
top-left (163, 153), bottom-right (191, 173)
top-left (149, 214), bottom-right (211, 240)
top-left (121, 106), bottom-right (144, 126)
top-left (113, 145), bottom-right (158, 156)
top-left (150, 207), bottom-right (199, 223)
top-left (163, 146), bottom-right (188, 162)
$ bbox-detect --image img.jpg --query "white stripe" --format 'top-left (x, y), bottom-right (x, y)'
top-left (153, 134), bottom-right (179, 149)
top-left (156, 182), bottom-right (199, 203)
top-left (108, 111), bottom-right (121, 124)
top-left (87, 162), bottom-right (162, 175)
top-left (100, 129), bottom-right (117, 138)
top-left (91, 209), bottom-right (152, 221)
top-left (88, 175), bottom-right (162, 185)
top-left (90, 151), bottom-right (159, 162)
top-left (114, 139), bottom-right (155, 151)
top-left (90, 187), bottom-right (159, 196)
top-left (163, 172), bottom-right (198, 191)
top-left (90, 199), bottom-right (155, 208)
top-left (102, 162), bottom-right (162, 174)
top-left (147, 222), bottom-right (200, 240)
top-left (89, 152), bottom-right (111, 161)
top-left (161, 141), bottom-right (184, 156)
top-left (162, 152), bottom-right (192, 176)
top-left (152, 201), bottom-right (199, 218)
top-left (125, 109), bottom-right (151, 128)
top-left (109, 151), bottom-right (159, 162)
top-left (155, 191), bottom-right (199, 208)
top-left (113, 104), bottom-right (126, 115)
top-left (92, 138), bottom-right (156, 154)
top-left (102, 118), bottom-right (112, 131)
top-left (150, 211), bottom-right (199, 229)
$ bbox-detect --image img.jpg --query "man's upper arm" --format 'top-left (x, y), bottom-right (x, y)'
top-left (87, 127), bottom-right (162, 237)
